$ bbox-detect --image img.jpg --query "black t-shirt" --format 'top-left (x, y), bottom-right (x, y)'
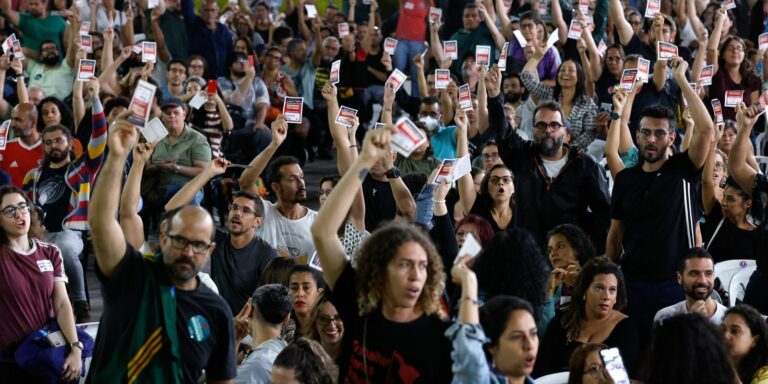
top-left (701, 202), bottom-right (761, 263)
top-left (89, 244), bottom-right (237, 382)
top-left (37, 166), bottom-right (70, 232)
top-left (330, 264), bottom-right (453, 383)
top-left (595, 70), bottom-right (620, 108)
top-left (611, 152), bottom-right (702, 280)
top-left (211, 228), bottom-right (279, 313)
top-left (365, 50), bottom-right (386, 86)
top-left (362, 175), bottom-right (396, 231)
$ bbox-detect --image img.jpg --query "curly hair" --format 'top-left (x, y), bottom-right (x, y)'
top-left (36, 96), bottom-right (74, 133)
top-left (353, 221), bottom-right (446, 317)
top-left (646, 313), bottom-right (736, 384)
top-left (472, 227), bottom-right (550, 320)
top-left (0, 186), bottom-right (44, 246)
top-left (561, 257), bottom-right (627, 341)
top-left (726, 305), bottom-right (768, 384)
top-left (273, 337), bottom-right (338, 384)
top-left (546, 223), bottom-right (597, 266)
top-left (718, 36), bottom-right (759, 88)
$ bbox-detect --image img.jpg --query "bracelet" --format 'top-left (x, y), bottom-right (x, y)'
top-left (433, 199), bottom-right (446, 203)
top-left (460, 297), bottom-right (478, 305)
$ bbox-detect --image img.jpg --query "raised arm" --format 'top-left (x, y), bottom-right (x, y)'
top-left (238, 116), bottom-right (288, 194)
top-left (311, 128), bottom-right (392, 289)
top-left (119, 142), bottom-right (154, 249)
top-left (674, 57), bottom-right (712, 168)
top-left (429, 18), bottom-right (446, 65)
top-left (581, 14), bottom-right (604, 80)
top-left (495, 0), bottom-right (513, 41)
top-left (361, 0), bottom-right (377, 53)
top-left (10, 59), bottom-right (27, 104)
top-left (652, 58), bottom-right (668, 92)
top-left (476, 65), bottom-right (489, 135)
top-left (212, 93), bottom-right (233, 132)
top-left (577, 38), bottom-right (595, 99)
top-left (609, 0), bottom-right (633, 45)
top-left (72, 51), bottom-right (87, 132)
top-left (707, 8), bottom-right (727, 70)
top-left (686, 0), bottom-right (707, 45)
top-left (166, 158), bottom-right (229, 211)
top-left (101, 27), bottom-right (115, 76)
top-left (551, 0), bottom-right (569, 44)
top-left (0, 54), bottom-right (8, 117)
top-left (1, 0), bottom-right (20, 27)
top-left (381, 80), bottom-right (395, 125)
top-left (729, 103), bottom-right (761, 193)
top-left (681, 109), bottom-right (695, 151)
top-left (477, 2), bottom-right (504, 51)
top-left (605, 90), bottom-right (627, 179)
top-left (691, 31), bottom-right (707, 82)
top-left (98, 47), bottom-right (132, 96)
top-left (701, 123), bottom-right (724, 215)
top-left (384, 151), bottom-right (417, 222)
top-left (150, 7), bottom-right (172, 64)
top-left (455, 108), bottom-right (476, 215)
top-left (413, 53), bottom-right (429, 99)
top-left (88, 113), bottom-right (138, 277)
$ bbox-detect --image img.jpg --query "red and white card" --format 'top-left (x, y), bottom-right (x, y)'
top-left (335, 106), bottom-right (358, 127)
top-left (724, 90), bottom-right (744, 108)
top-left (568, 19), bottom-right (582, 40)
top-left (338, 22), bottom-right (350, 38)
top-left (283, 97), bottom-right (304, 124)
top-left (0, 120), bottom-right (9, 150)
top-left (620, 69), bottom-right (638, 91)
top-left (711, 99), bottom-right (724, 124)
top-left (330, 60), bottom-right (340, 84)
top-left (434, 155), bottom-right (471, 183)
top-left (761, 33), bottom-right (768, 52)
top-left (11, 40), bottom-right (23, 60)
top-left (77, 59), bottom-right (96, 81)
top-left (657, 41), bottom-right (678, 59)
top-left (723, 0), bottom-right (736, 10)
top-left (79, 21), bottom-right (90, 36)
top-left (391, 117), bottom-right (427, 157)
top-left (435, 69), bottom-right (450, 89)
top-left (142, 41), bottom-right (157, 63)
top-left (444, 40), bottom-right (458, 60)
top-left (498, 42), bottom-right (508, 72)
top-left (1, 34), bottom-right (14, 54)
top-left (637, 58), bottom-right (650, 83)
top-left (459, 84), bottom-right (472, 110)
top-left (475, 45), bottom-right (491, 67)
top-left (758, 91), bottom-right (768, 114)
top-left (386, 69), bottom-right (407, 92)
top-left (700, 65), bottom-right (714, 86)
top-left (384, 38), bottom-right (398, 55)
top-left (127, 80), bottom-right (157, 127)
top-left (578, 0), bottom-right (589, 13)
top-left (81, 34), bottom-right (93, 53)
top-left (429, 7), bottom-right (442, 24)
top-left (597, 39), bottom-right (607, 56)
top-left (645, 0), bottom-right (660, 18)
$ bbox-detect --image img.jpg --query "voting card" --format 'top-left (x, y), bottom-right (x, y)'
top-left (141, 117), bottom-right (168, 144)
top-left (475, 45), bottom-right (491, 67)
top-left (77, 59), bottom-right (96, 81)
top-left (330, 60), bottom-right (341, 84)
top-left (127, 80), bottom-right (157, 127)
top-left (335, 106), bottom-right (358, 127)
top-left (435, 69), bottom-right (450, 89)
top-left (142, 41), bottom-right (157, 63)
top-left (384, 37), bottom-right (398, 55)
top-left (386, 69), bottom-right (407, 92)
top-left (459, 84), bottom-right (472, 110)
top-left (391, 117), bottom-right (427, 157)
top-left (444, 40), bottom-right (458, 60)
top-left (724, 90), bottom-right (743, 108)
top-left (283, 97), bottom-right (304, 124)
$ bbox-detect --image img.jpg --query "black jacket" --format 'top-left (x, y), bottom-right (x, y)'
top-left (488, 94), bottom-right (611, 251)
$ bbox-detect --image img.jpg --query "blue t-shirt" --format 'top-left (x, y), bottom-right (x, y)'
top-left (431, 125), bottom-right (457, 161)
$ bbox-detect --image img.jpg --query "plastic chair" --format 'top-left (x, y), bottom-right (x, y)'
top-left (714, 260), bottom-right (757, 305)
top-left (535, 371), bottom-right (570, 384)
top-left (756, 156), bottom-right (768, 175)
top-left (728, 266), bottom-right (757, 306)
top-left (756, 131), bottom-right (767, 156)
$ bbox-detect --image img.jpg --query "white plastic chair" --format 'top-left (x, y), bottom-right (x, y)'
top-left (535, 371), bottom-right (570, 384)
top-left (756, 131), bottom-right (767, 156)
top-left (756, 156), bottom-right (768, 175)
top-left (714, 260), bottom-right (757, 306)
top-left (728, 266), bottom-right (757, 306)
top-left (77, 322), bottom-right (99, 384)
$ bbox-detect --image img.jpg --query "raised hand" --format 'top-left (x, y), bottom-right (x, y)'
top-left (670, 56), bottom-right (688, 80)
top-left (360, 127), bottom-right (392, 164)
top-left (451, 255), bottom-right (476, 285)
top-left (271, 115), bottom-right (288, 146)
top-left (484, 64), bottom-right (501, 97)
top-left (207, 157), bottom-right (231, 175)
top-left (86, 78), bottom-right (100, 100)
top-left (108, 112), bottom-right (140, 158)
top-left (321, 81), bottom-right (337, 101)
top-left (132, 142), bottom-right (155, 163)
top-left (234, 299), bottom-right (253, 341)
top-left (612, 89), bottom-right (628, 115)
top-left (735, 102), bottom-right (760, 131)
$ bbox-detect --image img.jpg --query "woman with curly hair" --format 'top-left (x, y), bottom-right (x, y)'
top-left (723, 305), bottom-right (768, 384)
top-left (535, 257), bottom-right (640, 379)
top-left (311, 128), bottom-right (452, 382)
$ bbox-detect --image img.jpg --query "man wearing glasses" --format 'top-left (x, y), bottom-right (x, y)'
top-left (607, 58), bottom-right (713, 339)
top-left (87, 116), bottom-right (236, 383)
top-left (486, 66), bottom-right (610, 252)
top-left (165, 158), bottom-right (280, 314)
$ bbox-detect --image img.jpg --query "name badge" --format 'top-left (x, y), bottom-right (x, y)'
top-left (37, 259), bottom-right (54, 273)
top-left (404, 2), bottom-right (414, 9)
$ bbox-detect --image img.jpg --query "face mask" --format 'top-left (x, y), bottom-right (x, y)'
top-left (419, 116), bottom-right (440, 133)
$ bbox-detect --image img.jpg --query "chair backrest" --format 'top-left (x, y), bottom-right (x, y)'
top-left (536, 371), bottom-right (570, 384)
top-left (714, 260), bottom-right (757, 305)
top-left (756, 156), bottom-right (768, 175)
top-left (756, 131), bottom-right (767, 156)
top-left (728, 266), bottom-right (757, 306)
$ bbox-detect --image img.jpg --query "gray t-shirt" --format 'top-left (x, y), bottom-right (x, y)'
top-left (235, 338), bottom-right (288, 384)
top-left (653, 300), bottom-right (728, 325)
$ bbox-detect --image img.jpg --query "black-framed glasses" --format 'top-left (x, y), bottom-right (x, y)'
top-left (230, 203), bottom-right (256, 216)
top-left (317, 315), bottom-right (343, 327)
top-left (482, 152), bottom-right (499, 161)
top-left (605, 56), bottom-right (622, 63)
top-left (534, 121), bottom-right (563, 131)
top-left (638, 128), bottom-right (669, 139)
top-left (167, 234), bottom-right (212, 254)
top-left (488, 176), bottom-right (513, 185)
top-left (1, 202), bottom-right (29, 218)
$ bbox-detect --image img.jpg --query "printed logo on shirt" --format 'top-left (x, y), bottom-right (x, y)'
top-left (10, 160), bottom-right (18, 167)
top-left (187, 315), bottom-right (211, 342)
top-left (34, 74), bottom-right (42, 81)
top-left (37, 259), bottom-right (54, 272)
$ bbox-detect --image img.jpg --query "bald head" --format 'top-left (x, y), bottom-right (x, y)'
top-left (14, 103), bottom-right (38, 120)
top-left (11, 103), bottom-right (39, 139)
top-left (168, 205), bottom-right (214, 239)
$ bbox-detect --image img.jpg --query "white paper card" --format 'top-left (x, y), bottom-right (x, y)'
top-left (141, 117), bottom-right (169, 143)
top-left (391, 117), bottom-right (427, 157)
top-left (127, 79), bottom-right (156, 127)
top-left (189, 92), bottom-right (207, 109)
top-left (459, 84), bottom-right (472, 110)
top-left (0, 120), bottom-right (9, 150)
top-left (456, 233), bottom-right (482, 262)
top-left (444, 40), bottom-right (458, 60)
top-left (475, 45), bottom-right (491, 66)
top-left (142, 41), bottom-right (157, 63)
top-left (513, 30), bottom-right (528, 48)
top-left (568, 19), bottom-right (582, 40)
top-left (330, 60), bottom-right (341, 84)
top-left (77, 59), bottom-right (96, 81)
top-left (498, 42), bottom-right (508, 72)
top-left (724, 90), bottom-right (744, 108)
top-left (305, 4), bottom-right (318, 18)
top-left (386, 69), bottom-right (407, 92)
top-left (384, 37), bottom-right (398, 55)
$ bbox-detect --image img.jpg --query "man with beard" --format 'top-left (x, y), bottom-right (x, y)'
top-left (160, 59), bottom-right (188, 100)
top-left (0, 103), bottom-right (43, 188)
top-left (654, 248), bottom-right (727, 325)
top-left (1, 0), bottom-right (66, 58)
top-left (24, 40), bottom-right (78, 100)
top-left (218, 51), bottom-right (257, 121)
top-left (22, 79), bottom-right (106, 323)
top-left (607, 57), bottom-right (713, 339)
top-left (485, 65), bottom-right (611, 252)
top-left (181, 0), bottom-right (233, 77)
top-left (88, 119), bottom-right (236, 381)
top-left (240, 116), bottom-right (319, 262)
top-left (165, 158), bottom-right (279, 314)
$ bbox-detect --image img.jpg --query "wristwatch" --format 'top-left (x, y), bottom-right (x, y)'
top-left (174, 164), bottom-right (181, 173)
top-left (385, 167), bottom-right (400, 179)
top-left (610, 111), bottom-right (620, 121)
top-left (70, 341), bottom-right (84, 351)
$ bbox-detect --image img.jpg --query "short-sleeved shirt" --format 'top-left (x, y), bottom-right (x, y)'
top-left (431, 125), bottom-right (458, 160)
top-left (18, 13), bottom-right (66, 54)
top-left (255, 201), bottom-right (317, 263)
top-left (611, 152), bottom-right (702, 280)
top-left (211, 229), bottom-right (279, 314)
top-left (26, 59), bottom-right (74, 100)
top-left (0, 240), bottom-right (66, 350)
top-left (235, 338), bottom-right (287, 384)
top-left (150, 125), bottom-right (212, 186)
top-left (394, 155), bottom-right (440, 177)
top-left (89, 244), bottom-right (237, 382)
top-left (0, 139), bottom-right (43, 188)
top-left (507, 40), bottom-right (559, 81)
top-left (653, 300), bottom-right (728, 325)
top-left (709, 70), bottom-right (761, 122)
top-left (362, 176), bottom-right (396, 231)
top-left (281, 60), bottom-right (316, 107)
top-left (330, 264), bottom-right (453, 383)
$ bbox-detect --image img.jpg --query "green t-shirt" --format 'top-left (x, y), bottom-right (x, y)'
top-left (150, 125), bottom-right (212, 185)
top-left (395, 155), bottom-right (441, 178)
top-left (18, 13), bottom-right (66, 54)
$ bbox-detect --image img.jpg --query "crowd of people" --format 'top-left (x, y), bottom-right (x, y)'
top-left (2, 0), bottom-right (768, 382)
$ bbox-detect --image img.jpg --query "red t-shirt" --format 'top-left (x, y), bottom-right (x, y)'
top-left (0, 240), bottom-right (67, 350)
top-left (395, 0), bottom-right (432, 42)
top-left (0, 139), bottom-right (44, 188)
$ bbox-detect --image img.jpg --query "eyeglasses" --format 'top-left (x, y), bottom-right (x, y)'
top-left (638, 128), bottom-right (669, 139)
top-left (482, 152), bottom-right (499, 161)
top-left (725, 45), bottom-right (745, 53)
top-left (266, 54), bottom-right (282, 61)
top-left (230, 203), bottom-right (256, 216)
top-left (1, 202), bottom-right (29, 218)
top-left (583, 364), bottom-right (606, 378)
top-left (488, 176), bottom-right (513, 185)
top-left (534, 121), bottom-right (563, 131)
top-left (715, 161), bottom-right (725, 170)
top-left (166, 234), bottom-right (212, 254)
top-left (317, 315), bottom-right (343, 327)
top-left (520, 23), bottom-right (536, 30)
top-left (605, 56), bottom-right (622, 63)
top-left (319, 189), bottom-right (333, 196)
top-left (189, 64), bottom-right (205, 69)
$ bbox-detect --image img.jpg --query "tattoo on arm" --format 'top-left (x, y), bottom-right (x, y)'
top-left (358, 168), bottom-right (369, 180)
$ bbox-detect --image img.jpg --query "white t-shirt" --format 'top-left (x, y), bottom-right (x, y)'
top-left (256, 201), bottom-right (318, 263)
top-left (541, 154), bottom-right (569, 179)
top-left (653, 300), bottom-right (728, 325)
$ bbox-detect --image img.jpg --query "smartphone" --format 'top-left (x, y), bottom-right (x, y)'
top-left (46, 330), bottom-right (67, 347)
top-left (600, 348), bottom-right (630, 384)
top-left (207, 80), bottom-right (217, 95)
